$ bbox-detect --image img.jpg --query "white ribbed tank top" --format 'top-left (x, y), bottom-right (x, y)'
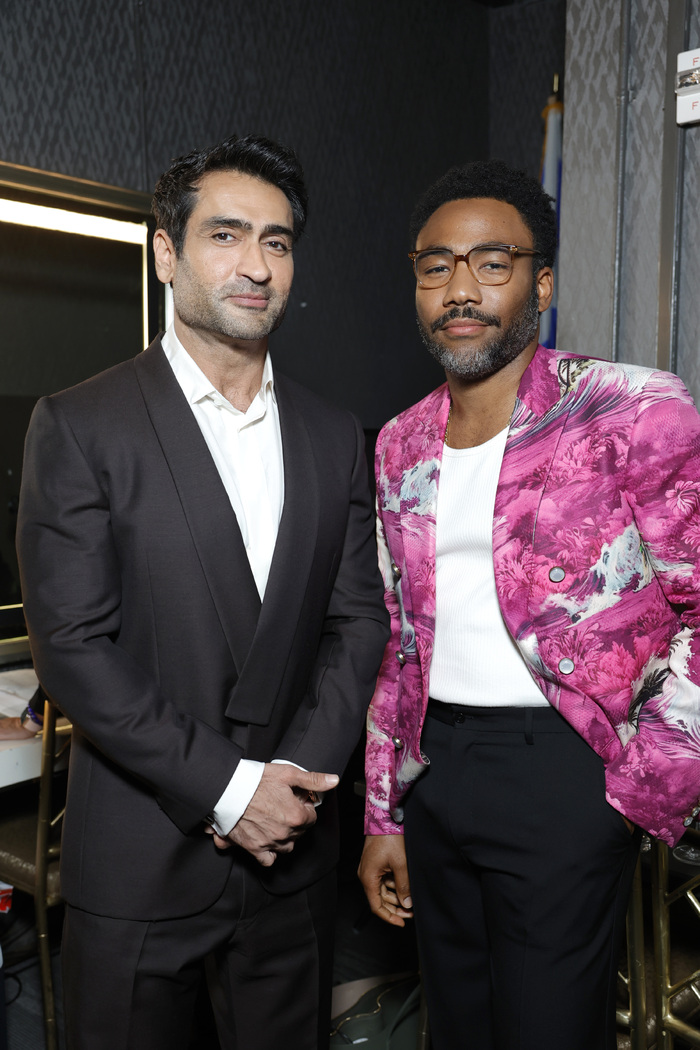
top-left (428, 427), bottom-right (548, 707)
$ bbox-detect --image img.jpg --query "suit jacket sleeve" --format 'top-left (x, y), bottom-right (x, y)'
top-left (271, 414), bottom-right (390, 774)
top-left (17, 396), bottom-right (244, 833)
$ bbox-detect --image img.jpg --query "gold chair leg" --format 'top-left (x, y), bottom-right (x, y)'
top-left (625, 857), bottom-right (647, 1050)
top-left (36, 700), bottom-right (59, 1050)
top-left (36, 916), bottom-right (58, 1050)
top-left (651, 840), bottom-right (674, 1050)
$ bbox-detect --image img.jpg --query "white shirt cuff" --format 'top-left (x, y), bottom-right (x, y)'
top-left (211, 759), bottom-right (265, 837)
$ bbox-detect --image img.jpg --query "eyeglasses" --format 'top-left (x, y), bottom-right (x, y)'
top-left (408, 243), bottom-right (539, 288)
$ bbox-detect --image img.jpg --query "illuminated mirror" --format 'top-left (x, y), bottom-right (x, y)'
top-left (0, 160), bottom-right (160, 606)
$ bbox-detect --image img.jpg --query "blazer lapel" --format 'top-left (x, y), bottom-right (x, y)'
top-left (223, 373), bottom-right (320, 724)
top-left (398, 384), bottom-right (450, 666)
top-left (134, 340), bottom-right (261, 678)
top-left (493, 345), bottom-right (574, 640)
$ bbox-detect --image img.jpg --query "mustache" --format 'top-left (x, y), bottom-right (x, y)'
top-left (222, 280), bottom-right (271, 300)
top-left (430, 306), bottom-right (501, 334)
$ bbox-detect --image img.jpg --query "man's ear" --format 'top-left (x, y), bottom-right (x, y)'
top-left (536, 267), bottom-right (554, 314)
top-left (153, 229), bottom-right (177, 285)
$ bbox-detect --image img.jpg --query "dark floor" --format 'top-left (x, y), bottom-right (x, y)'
top-left (0, 776), bottom-right (418, 1050)
top-left (0, 868), bottom-right (416, 1050)
top-left (1, 899), bottom-right (64, 1050)
top-left (2, 783), bottom-right (700, 1049)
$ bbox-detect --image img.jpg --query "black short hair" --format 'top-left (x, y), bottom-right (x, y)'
top-left (152, 134), bottom-right (308, 255)
top-left (409, 159), bottom-right (557, 270)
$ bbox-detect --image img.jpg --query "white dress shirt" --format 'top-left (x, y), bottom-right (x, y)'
top-left (162, 326), bottom-right (286, 834)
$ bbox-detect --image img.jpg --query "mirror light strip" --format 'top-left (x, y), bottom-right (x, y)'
top-left (0, 198), bottom-right (148, 244)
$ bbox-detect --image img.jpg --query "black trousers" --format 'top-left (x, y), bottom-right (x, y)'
top-left (403, 704), bottom-right (641, 1050)
top-left (61, 861), bottom-right (336, 1050)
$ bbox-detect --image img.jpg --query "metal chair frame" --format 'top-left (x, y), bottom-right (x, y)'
top-left (651, 836), bottom-right (700, 1048)
top-left (0, 699), bottom-right (70, 1050)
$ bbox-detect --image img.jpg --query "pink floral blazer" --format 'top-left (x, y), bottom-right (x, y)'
top-left (365, 345), bottom-right (700, 846)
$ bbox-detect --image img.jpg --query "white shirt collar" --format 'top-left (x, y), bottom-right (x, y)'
top-left (161, 325), bottom-right (276, 414)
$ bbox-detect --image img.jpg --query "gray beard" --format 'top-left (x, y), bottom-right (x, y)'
top-left (173, 267), bottom-right (288, 343)
top-left (417, 281), bottom-right (540, 381)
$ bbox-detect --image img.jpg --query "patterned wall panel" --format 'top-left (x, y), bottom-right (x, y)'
top-left (558, 0), bottom-right (622, 359)
top-left (0, 0), bottom-right (491, 426)
top-left (489, 0), bottom-right (567, 177)
top-left (617, 0), bottom-right (667, 368)
top-left (676, 6), bottom-right (700, 401)
top-left (0, 0), bottom-right (143, 188)
top-left (137, 0), bottom-right (491, 426)
top-left (560, 0), bottom-right (700, 401)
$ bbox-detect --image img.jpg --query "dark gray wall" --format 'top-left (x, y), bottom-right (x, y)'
top-left (489, 0), bottom-right (567, 177)
top-left (1, 0), bottom-right (496, 428)
top-left (0, 0), bottom-right (569, 425)
top-left (0, 0), bottom-right (566, 604)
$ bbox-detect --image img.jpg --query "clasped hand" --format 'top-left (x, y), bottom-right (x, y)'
top-left (206, 763), bottom-right (338, 867)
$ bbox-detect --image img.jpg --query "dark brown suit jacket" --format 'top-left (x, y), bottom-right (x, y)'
top-left (17, 337), bottom-right (389, 920)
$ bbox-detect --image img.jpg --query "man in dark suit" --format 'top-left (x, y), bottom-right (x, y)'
top-left (17, 134), bottom-right (389, 1050)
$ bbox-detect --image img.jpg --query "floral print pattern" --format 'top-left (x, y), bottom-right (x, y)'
top-left (365, 345), bottom-right (700, 846)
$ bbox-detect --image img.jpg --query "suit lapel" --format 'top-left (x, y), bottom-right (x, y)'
top-left (493, 346), bottom-right (573, 639)
top-left (134, 340), bottom-right (261, 678)
top-left (398, 385), bottom-right (450, 664)
top-left (395, 349), bottom-right (569, 655)
top-left (224, 373), bottom-right (320, 723)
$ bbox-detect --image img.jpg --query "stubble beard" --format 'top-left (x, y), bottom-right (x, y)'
top-left (173, 261), bottom-right (289, 343)
top-left (416, 279), bottom-right (541, 381)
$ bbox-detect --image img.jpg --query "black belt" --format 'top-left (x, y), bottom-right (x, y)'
top-left (426, 698), bottom-right (507, 725)
top-left (426, 699), bottom-right (561, 744)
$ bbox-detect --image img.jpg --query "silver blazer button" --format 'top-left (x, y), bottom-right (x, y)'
top-left (549, 566), bottom-right (566, 583)
top-left (396, 651), bottom-right (406, 666)
top-left (391, 562), bottom-right (401, 581)
top-left (392, 736), bottom-right (404, 750)
top-left (558, 658), bottom-right (575, 675)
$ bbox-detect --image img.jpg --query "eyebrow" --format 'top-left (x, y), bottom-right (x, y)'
top-left (261, 223), bottom-right (294, 238)
top-left (199, 216), bottom-right (294, 238)
top-left (417, 242), bottom-right (515, 253)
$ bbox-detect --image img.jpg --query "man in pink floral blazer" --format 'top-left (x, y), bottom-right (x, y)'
top-left (359, 159), bottom-right (700, 1050)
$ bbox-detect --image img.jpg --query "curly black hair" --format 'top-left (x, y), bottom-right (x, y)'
top-left (409, 159), bottom-right (557, 270)
top-left (152, 134), bottom-right (308, 256)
